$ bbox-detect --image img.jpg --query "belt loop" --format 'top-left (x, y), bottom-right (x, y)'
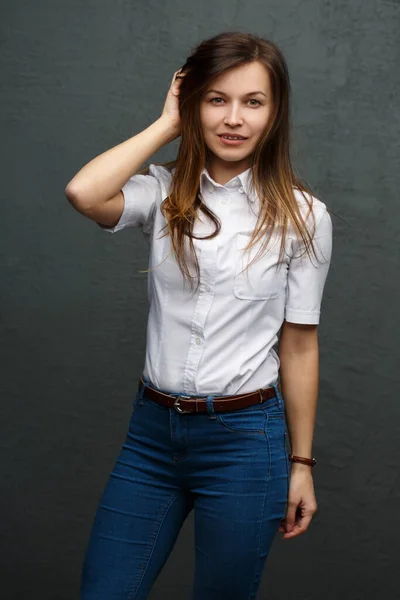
top-left (205, 395), bottom-right (217, 419)
top-left (271, 377), bottom-right (283, 409)
top-left (137, 374), bottom-right (148, 406)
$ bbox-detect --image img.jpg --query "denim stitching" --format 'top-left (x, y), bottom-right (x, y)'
top-left (284, 430), bottom-right (290, 500)
top-left (128, 494), bottom-right (181, 600)
top-left (247, 412), bottom-right (272, 600)
top-left (214, 413), bottom-right (267, 435)
top-left (264, 413), bottom-right (272, 481)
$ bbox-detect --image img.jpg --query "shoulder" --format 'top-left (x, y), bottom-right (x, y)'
top-left (292, 187), bottom-right (332, 232)
top-left (293, 187), bottom-right (328, 216)
top-left (141, 163), bottom-right (174, 200)
top-left (148, 163), bottom-right (174, 180)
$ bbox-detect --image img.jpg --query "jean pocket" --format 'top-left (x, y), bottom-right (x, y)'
top-left (263, 402), bottom-right (285, 419)
top-left (215, 404), bottom-right (268, 435)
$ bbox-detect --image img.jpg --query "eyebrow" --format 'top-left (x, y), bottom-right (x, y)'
top-left (206, 89), bottom-right (267, 98)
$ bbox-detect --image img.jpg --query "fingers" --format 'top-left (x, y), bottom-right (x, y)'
top-left (279, 508), bottom-right (315, 539)
top-left (285, 502), bottom-right (297, 532)
top-left (171, 69), bottom-right (185, 96)
top-left (173, 67), bottom-right (184, 80)
top-left (281, 514), bottom-right (312, 539)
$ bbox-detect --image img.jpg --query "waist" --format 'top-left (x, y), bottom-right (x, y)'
top-left (138, 375), bottom-right (281, 414)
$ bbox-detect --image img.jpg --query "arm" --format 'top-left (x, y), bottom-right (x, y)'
top-left (278, 320), bottom-right (319, 474)
top-left (64, 117), bottom-right (178, 211)
top-left (277, 204), bottom-right (332, 538)
top-left (277, 320), bottom-right (319, 538)
top-left (64, 67), bottom-right (185, 210)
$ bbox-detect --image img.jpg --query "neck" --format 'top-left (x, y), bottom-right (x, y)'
top-left (206, 156), bottom-right (252, 186)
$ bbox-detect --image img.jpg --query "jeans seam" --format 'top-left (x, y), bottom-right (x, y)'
top-left (284, 430), bottom-right (290, 499)
top-left (250, 413), bottom-right (272, 598)
top-left (128, 494), bottom-right (181, 600)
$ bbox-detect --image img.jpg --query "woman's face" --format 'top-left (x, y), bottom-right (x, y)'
top-left (199, 61), bottom-right (273, 180)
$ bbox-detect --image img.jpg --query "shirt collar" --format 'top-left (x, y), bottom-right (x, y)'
top-left (199, 166), bottom-right (258, 203)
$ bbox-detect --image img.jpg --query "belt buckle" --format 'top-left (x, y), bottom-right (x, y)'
top-left (173, 395), bottom-right (193, 414)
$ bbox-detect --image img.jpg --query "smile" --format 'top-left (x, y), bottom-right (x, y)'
top-left (218, 135), bottom-right (247, 146)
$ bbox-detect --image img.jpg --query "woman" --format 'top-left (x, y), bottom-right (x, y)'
top-left (66, 31), bottom-right (333, 600)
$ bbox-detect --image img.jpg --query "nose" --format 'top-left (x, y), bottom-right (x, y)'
top-left (224, 103), bottom-right (244, 126)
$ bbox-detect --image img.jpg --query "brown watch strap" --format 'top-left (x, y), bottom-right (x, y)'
top-left (289, 454), bottom-right (317, 467)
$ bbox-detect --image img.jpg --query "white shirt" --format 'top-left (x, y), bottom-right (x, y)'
top-left (98, 164), bottom-right (333, 396)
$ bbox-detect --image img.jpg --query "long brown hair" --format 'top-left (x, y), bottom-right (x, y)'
top-left (138, 31), bottom-right (332, 294)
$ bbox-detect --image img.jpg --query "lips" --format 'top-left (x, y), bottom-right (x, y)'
top-left (218, 134), bottom-right (248, 140)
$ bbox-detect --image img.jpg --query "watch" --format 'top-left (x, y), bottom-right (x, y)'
top-left (289, 454), bottom-right (317, 467)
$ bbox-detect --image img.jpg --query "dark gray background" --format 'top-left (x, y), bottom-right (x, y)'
top-left (1, 0), bottom-right (399, 598)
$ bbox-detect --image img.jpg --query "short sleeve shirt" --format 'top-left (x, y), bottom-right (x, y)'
top-left (98, 164), bottom-right (333, 395)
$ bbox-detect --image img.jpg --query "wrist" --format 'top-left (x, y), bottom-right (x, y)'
top-left (289, 453), bottom-right (317, 468)
top-left (290, 461), bottom-right (314, 474)
top-left (156, 116), bottom-right (180, 141)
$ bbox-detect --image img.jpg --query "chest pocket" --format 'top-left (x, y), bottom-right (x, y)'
top-left (233, 232), bottom-right (283, 300)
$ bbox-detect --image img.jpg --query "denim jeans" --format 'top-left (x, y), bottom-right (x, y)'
top-left (79, 374), bottom-right (290, 600)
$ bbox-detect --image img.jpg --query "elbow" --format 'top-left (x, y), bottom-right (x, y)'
top-left (64, 183), bottom-right (87, 210)
top-left (64, 181), bottom-right (78, 201)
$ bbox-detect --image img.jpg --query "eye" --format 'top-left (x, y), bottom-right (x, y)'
top-left (210, 97), bottom-right (261, 106)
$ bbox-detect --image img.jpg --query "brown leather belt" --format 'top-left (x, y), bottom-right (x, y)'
top-left (138, 376), bottom-right (279, 414)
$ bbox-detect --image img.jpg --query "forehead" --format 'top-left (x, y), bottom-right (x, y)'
top-left (206, 62), bottom-right (270, 94)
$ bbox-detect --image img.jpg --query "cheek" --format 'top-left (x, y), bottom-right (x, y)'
top-left (200, 105), bottom-right (218, 127)
top-left (256, 109), bottom-right (272, 131)
top-left (199, 104), bottom-right (208, 122)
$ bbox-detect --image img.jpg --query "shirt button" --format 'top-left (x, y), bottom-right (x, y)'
top-left (208, 187), bottom-right (215, 194)
top-left (238, 186), bottom-right (244, 193)
top-left (195, 337), bottom-right (202, 345)
top-left (204, 284), bottom-right (211, 292)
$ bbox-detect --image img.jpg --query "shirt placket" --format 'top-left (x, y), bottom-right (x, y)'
top-left (182, 238), bottom-right (217, 395)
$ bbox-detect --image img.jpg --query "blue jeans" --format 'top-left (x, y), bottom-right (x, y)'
top-left (80, 375), bottom-right (290, 600)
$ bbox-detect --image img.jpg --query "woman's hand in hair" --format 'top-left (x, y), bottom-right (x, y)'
top-left (160, 68), bottom-right (186, 138)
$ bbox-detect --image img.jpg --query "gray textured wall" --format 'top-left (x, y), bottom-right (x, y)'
top-left (1, 1), bottom-right (399, 598)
